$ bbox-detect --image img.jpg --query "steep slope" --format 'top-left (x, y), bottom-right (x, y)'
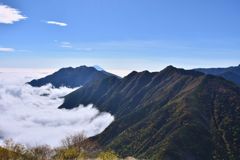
top-left (60, 66), bottom-right (240, 160)
top-left (28, 65), bottom-right (117, 88)
top-left (195, 64), bottom-right (240, 85)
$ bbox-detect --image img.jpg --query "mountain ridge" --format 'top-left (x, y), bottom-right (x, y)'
top-left (60, 66), bottom-right (240, 159)
top-left (195, 64), bottom-right (240, 85)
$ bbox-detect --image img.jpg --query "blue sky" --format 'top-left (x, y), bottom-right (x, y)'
top-left (0, 0), bottom-right (240, 75)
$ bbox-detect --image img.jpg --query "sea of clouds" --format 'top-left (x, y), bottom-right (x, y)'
top-left (0, 70), bottom-right (114, 147)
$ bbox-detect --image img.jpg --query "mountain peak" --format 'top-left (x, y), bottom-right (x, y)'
top-left (93, 65), bottom-right (104, 71)
top-left (162, 65), bottom-right (203, 76)
top-left (163, 65), bottom-right (178, 72)
top-left (28, 65), bottom-right (116, 88)
top-left (165, 65), bottom-right (176, 69)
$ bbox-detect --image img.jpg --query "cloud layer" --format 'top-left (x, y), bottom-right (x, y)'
top-left (0, 4), bottom-right (27, 24)
top-left (0, 71), bottom-right (114, 147)
top-left (46, 21), bottom-right (67, 27)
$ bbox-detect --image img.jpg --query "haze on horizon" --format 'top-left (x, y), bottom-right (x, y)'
top-left (0, 0), bottom-right (240, 76)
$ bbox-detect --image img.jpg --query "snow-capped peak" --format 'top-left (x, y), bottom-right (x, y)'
top-left (93, 65), bottom-right (104, 71)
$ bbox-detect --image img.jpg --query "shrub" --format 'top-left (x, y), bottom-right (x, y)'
top-left (98, 150), bottom-right (119, 160)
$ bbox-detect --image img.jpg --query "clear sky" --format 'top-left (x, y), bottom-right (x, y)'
top-left (0, 0), bottom-right (240, 76)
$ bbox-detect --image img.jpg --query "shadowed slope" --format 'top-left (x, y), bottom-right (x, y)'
top-left (60, 66), bottom-right (240, 160)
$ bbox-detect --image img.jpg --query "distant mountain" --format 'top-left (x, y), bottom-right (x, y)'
top-left (28, 65), bottom-right (118, 88)
top-left (60, 66), bottom-right (240, 160)
top-left (195, 64), bottom-right (240, 85)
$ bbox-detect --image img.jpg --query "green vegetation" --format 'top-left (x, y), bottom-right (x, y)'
top-left (98, 150), bottom-right (119, 160)
top-left (0, 133), bottom-right (122, 160)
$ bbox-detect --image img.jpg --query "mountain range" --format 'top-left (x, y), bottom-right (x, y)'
top-left (59, 65), bottom-right (240, 160)
top-left (26, 65), bottom-right (240, 159)
top-left (28, 65), bottom-right (240, 89)
top-left (195, 64), bottom-right (240, 86)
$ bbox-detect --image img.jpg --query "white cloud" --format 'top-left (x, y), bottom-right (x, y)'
top-left (0, 71), bottom-right (114, 147)
top-left (46, 21), bottom-right (67, 27)
top-left (0, 47), bottom-right (15, 52)
top-left (60, 41), bottom-right (72, 48)
top-left (59, 41), bottom-right (94, 51)
top-left (0, 4), bottom-right (27, 24)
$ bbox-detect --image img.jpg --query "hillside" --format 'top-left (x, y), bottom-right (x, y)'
top-left (60, 66), bottom-right (240, 160)
top-left (195, 64), bottom-right (240, 85)
top-left (28, 65), bottom-right (117, 88)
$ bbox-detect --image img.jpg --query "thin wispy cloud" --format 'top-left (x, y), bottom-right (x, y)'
top-left (0, 4), bottom-right (27, 24)
top-left (46, 21), bottom-right (67, 27)
top-left (17, 49), bottom-right (32, 53)
top-left (58, 41), bottom-right (93, 52)
top-left (0, 47), bottom-right (15, 52)
top-left (60, 41), bottom-right (72, 48)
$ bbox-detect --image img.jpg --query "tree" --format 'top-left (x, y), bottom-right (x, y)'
top-left (29, 145), bottom-right (53, 160)
top-left (61, 132), bottom-right (98, 152)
